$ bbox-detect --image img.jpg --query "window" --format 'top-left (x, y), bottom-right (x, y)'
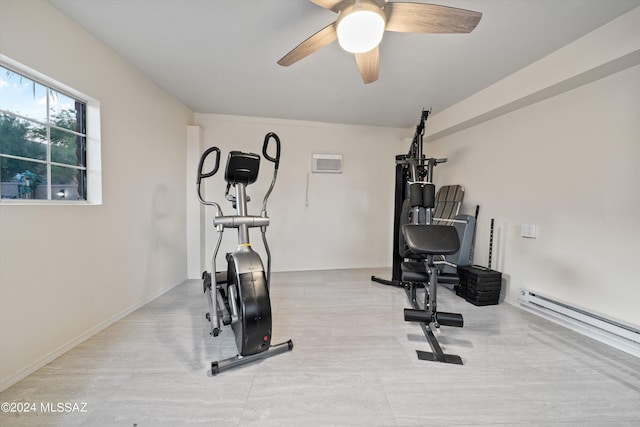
top-left (0, 57), bottom-right (101, 203)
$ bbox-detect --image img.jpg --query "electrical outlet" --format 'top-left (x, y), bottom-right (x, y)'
top-left (521, 224), bottom-right (537, 239)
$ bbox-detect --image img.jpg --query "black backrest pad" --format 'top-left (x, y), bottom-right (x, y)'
top-left (225, 151), bottom-right (260, 185)
top-left (401, 224), bottom-right (460, 256)
top-left (434, 185), bottom-right (464, 224)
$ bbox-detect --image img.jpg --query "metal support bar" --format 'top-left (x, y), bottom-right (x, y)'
top-left (371, 275), bottom-right (405, 287)
top-left (214, 215), bottom-right (270, 228)
top-left (207, 230), bottom-right (224, 335)
top-left (261, 227), bottom-right (272, 290)
top-left (404, 284), bottom-right (463, 365)
top-left (211, 340), bottom-right (294, 376)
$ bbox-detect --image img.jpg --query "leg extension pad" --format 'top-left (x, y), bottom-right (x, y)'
top-left (404, 308), bottom-right (433, 323)
top-left (404, 309), bottom-right (463, 327)
top-left (436, 311), bottom-right (464, 328)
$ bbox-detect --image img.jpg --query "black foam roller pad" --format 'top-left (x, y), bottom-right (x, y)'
top-left (435, 311), bottom-right (464, 327)
top-left (423, 183), bottom-right (435, 209)
top-left (409, 183), bottom-right (423, 208)
top-left (404, 308), bottom-right (433, 323)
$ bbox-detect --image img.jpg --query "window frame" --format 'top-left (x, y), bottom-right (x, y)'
top-left (0, 54), bottom-right (102, 205)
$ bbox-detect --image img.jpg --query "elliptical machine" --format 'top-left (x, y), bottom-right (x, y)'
top-left (196, 132), bottom-right (293, 375)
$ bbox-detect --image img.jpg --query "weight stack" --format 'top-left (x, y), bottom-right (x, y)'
top-left (456, 265), bottom-right (502, 306)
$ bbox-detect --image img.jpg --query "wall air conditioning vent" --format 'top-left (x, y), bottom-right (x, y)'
top-left (312, 154), bottom-right (342, 173)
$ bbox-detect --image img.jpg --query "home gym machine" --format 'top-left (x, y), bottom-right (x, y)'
top-left (196, 132), bottom-right (293, 375)
top-left (372, 110), bottom-right (468, 364)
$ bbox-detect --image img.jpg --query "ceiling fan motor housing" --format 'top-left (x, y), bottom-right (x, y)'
top-left (336, 0), bottom-right (387, 54)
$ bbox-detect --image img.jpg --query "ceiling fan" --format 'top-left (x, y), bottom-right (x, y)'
top-left (277, 0), bottom-right (482, 84)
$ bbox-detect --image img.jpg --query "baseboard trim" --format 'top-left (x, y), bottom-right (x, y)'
top-left (0, 280), bottom-right (184, 392)
top-left (505, 293), bottom-right (640, 358)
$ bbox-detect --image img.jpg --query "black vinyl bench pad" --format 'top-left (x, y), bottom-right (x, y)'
top-left (401, 224), bottom-right (460, 256)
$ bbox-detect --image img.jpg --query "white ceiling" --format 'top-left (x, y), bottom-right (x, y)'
top-left (49, 0), bottom-right (640, 128)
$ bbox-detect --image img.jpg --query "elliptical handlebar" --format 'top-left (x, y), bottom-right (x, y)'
top-left (196, 134), bottom-right (282, 215)
top-left (196, 146), bottom-right (222, 212)
top-left (262, 132), bottom-right (281, 169)
top-left (197, 147), bottom-right (221, 184)
top-left (261, 132), bottom-right (281, 214)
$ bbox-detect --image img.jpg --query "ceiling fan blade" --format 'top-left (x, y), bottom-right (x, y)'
top-left (354, 46), bottom-right (380, 84)
top-left (278, 22), bottom-right (338, 67)
top-left (385, 2), bottom-right (482, 33)
top-left (309, 0), bottom-right (386, 13)
top-left (309, 0), bottom-right (351, 13)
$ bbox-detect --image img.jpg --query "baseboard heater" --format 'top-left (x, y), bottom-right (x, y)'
top-left (518, 289), bottom-right (640, 358)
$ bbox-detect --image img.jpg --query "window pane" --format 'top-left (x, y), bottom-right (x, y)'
top-left (0, 66), bottom-right (48, 123)
top-left (0, 113), bottom-right (47, 161)
top-left (0, 158), bottom-right (47, 200)
top-left (1, 61), bottom-right (90, 202)
top-left (51, 129), bottom-right (85, 166)
top-left (50, 89), bottom-right (85, 133)
top-left (52, 164), bottom-right (86, 200)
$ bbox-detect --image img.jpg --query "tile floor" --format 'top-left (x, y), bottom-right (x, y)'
top-left (1, 268), bottom-right (639, 426)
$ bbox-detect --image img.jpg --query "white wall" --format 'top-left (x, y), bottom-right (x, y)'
top-left (425, 8), bottom-right (640, 328)
top-left (186, 126), bottom-right (205, 279)
top-left (0, 0), bottom-right (193, 389)
top-left (192, 114), bottom-right (408, 272)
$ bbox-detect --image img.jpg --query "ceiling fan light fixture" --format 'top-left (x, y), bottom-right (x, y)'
top-left (336, 2), bottom-right (386, 54)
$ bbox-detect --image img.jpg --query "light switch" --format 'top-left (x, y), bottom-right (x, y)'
top-left (521, 224), bottom-right (537, 239)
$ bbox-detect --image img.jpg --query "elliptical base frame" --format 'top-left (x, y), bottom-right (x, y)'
top-left (211, 340), bottom-right (294, 376)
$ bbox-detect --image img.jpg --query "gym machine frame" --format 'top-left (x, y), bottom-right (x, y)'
top-left (372, 111), bottom-right (447, 287)
top-left (196, 132), bottom-right (293, 375)
top-left (372, 110), bottom-right (465, 364)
